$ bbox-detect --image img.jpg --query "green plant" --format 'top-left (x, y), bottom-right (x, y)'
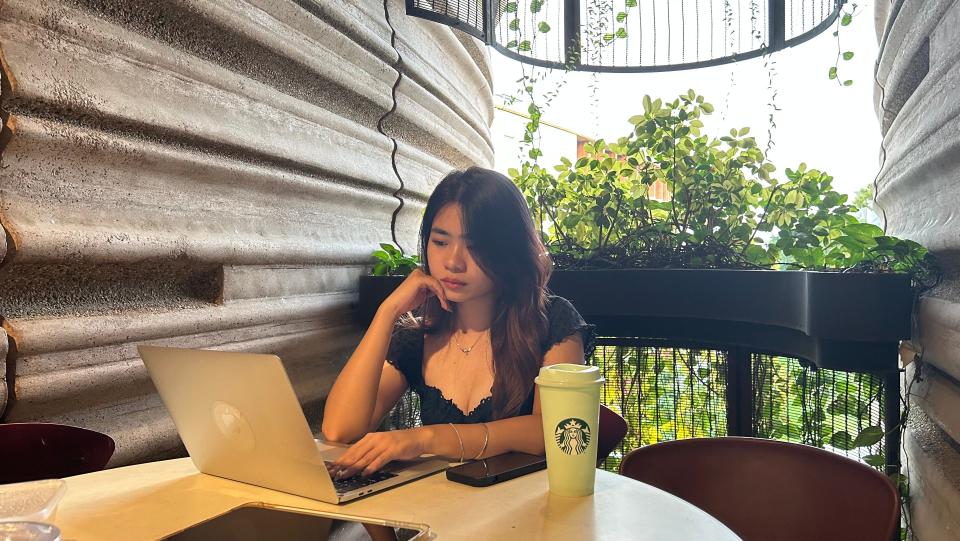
top-left (371, 243), bottom-right (419, 276)
top-left (510, 90), bottom-right (936, 287)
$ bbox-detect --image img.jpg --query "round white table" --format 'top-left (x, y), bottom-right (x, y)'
top-left (52, 458), bottom-right (741, 540)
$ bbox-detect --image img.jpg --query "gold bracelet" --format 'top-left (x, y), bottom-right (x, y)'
top-left (473, 422), bottom-right (489, 460)
top-left (448, 423), bottom-right (465, 462)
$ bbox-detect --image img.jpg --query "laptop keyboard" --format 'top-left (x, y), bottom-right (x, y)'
top-left (325, 461), bottom-right (398, 494)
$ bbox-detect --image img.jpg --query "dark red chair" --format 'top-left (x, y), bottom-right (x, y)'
top-left (597, 404), bottom-right (628, 465)
top-left (619, 437), bottom-right (899, 541)
top-left (0, 423), bottom-right (115, 483)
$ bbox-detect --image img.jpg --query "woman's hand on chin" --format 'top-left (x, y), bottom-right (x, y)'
top-left (380, 269), bottom-right (451, 318)
top-left (329, 428), bottom-right (430, 478)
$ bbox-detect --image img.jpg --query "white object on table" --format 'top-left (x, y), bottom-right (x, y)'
top-left (0, 479), bottom-right (66, 522)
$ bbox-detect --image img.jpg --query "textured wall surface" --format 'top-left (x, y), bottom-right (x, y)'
top-left (875, 0), bottom-right (960, 539)
top-left (0, 0), bottom-right (493, 465)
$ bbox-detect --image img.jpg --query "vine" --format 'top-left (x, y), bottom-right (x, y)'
top-left (721, 0), bottom-right (737, 123)
top-left (829, 2), bottom-right (862, 86)
top-left (748, 0), bottom-right (780, 157)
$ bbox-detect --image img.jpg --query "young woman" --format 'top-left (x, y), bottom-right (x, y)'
top-left (322, 167), bottom-right (594, 479)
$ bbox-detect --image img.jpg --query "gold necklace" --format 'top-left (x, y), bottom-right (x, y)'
top-left (453, 329), bottom-right (488, 355)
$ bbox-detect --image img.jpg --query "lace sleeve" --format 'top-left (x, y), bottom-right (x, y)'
top-left (543, 296), bottom-right (597, 359)
top-left (385, 327), bottom-right (424, 385)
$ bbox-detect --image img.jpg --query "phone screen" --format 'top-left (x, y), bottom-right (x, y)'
top-left (447, 452), bottom-right (546, 482)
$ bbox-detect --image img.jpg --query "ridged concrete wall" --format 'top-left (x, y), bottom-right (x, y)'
top-left (0, 0), bottom-right (493, 465)
top-left (875, 1), bottom-right (960, 539)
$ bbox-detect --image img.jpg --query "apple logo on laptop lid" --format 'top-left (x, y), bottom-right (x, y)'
top-left (211, 400), bottom-right (256, 452)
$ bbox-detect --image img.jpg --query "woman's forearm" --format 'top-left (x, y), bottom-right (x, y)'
top-left (415, 414), bottom-right (545, 461)
top-left (322, 304), bottom-right (399, 443)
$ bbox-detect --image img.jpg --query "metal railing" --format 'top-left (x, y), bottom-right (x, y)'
top-left (592, 338), bottom-right (885, 472)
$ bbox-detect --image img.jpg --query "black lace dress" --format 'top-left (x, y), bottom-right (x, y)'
top-left (385, 296), bottom-right (596, 425)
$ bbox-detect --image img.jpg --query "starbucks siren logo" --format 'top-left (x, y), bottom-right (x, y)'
top-left (554, 418), bottom-right (591, 455)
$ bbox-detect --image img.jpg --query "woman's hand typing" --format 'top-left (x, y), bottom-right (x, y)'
top-left (329, 428), bottom-right (430, 478)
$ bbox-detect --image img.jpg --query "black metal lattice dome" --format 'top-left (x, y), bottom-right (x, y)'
top-left (406, 0), bottom-right (845, 72)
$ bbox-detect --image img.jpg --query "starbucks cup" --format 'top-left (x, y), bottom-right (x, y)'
top-left (535, 363), bottom-right (604, 497)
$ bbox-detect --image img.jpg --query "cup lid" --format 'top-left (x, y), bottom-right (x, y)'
top-left (534, 363), bottom-right (604, 387)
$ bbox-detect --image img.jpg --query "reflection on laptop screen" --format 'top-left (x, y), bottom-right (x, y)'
top-left (162, 506), bottom-right (428, 540)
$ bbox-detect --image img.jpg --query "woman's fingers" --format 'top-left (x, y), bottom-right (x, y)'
top-left (334, 435), bottom-right (392, 478)
top-left (333, 429), bottom-right (426, 477)
top-left (362, 449), bottom-right (393, 477)
top-left (339, 458), bottom-right (370, 479)
top-left (333, 437), bottom-right (375, 476)
top-left (410, 269), bottom-right (450, 312)
top-left (383, 269), bottom-right (453, 315)
top-left (337, 449), bottom-right (376, 478)
top-left (424, 276), bottom-right (451, 312)
top-left (336, 437), bottom-right (410, 478)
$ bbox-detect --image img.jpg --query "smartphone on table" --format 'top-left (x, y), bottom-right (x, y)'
top-left (446, 452), bottom-right (547, 487)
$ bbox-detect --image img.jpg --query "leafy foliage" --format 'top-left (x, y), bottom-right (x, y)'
top-left (853, 184), bottom-right (874, 209)
top-left (509, 90), bottom-right (937, 288)
top-left (371, 243), bottom-right (419, 276)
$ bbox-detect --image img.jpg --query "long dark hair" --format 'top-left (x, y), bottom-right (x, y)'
top-left (419, 167), bottom-right (552, 419)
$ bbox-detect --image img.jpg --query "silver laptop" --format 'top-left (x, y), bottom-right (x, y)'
top-left (139, 345), bottom-right (449, 503)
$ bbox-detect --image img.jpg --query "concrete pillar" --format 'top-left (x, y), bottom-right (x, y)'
top-left (876, 1), bottom-right (960, 538)
top-left (0, 0), bottom-right (493, 465)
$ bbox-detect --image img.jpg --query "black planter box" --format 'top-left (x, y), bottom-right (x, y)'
top-left (357, 269), bottom-right (912, 373)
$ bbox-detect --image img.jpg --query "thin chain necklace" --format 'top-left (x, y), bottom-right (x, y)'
top-left (453, 329), bottom-right (488, 355)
